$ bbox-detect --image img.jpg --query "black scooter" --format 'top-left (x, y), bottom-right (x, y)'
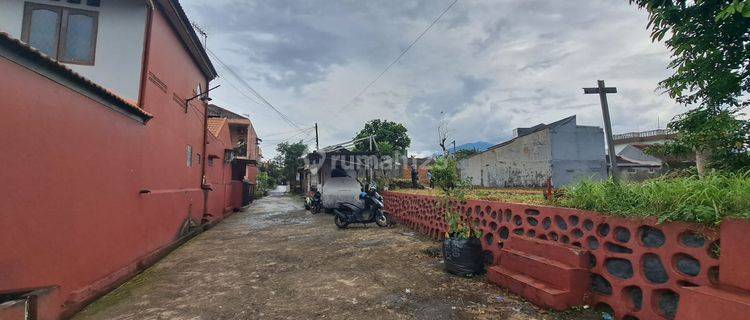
top-left (333, 188), bottom-right (390, 228)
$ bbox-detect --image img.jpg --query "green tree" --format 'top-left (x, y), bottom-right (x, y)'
top-left (717, 0), bottom-right (750, 20)
top-left (274, 141), bottom-right (308, 184)
top-left (629, 0), bottom-right (749, 108)
top-left (648, 109), bottom-right (750, 174)
top-left (260, 160), bottom-right (283, 185)
top-left (353, 119), bottom-right (411, 156)
top-left (630, 0), bottom-right (750, 175)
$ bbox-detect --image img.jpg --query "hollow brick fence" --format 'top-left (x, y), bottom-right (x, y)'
top-left (383, 191), bottom-right (725, 320)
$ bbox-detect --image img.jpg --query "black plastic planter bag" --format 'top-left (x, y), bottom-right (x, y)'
top-left (442, 237), bottom-right (484, 276)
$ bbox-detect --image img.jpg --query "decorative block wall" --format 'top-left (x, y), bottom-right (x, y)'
top-left (383, 192), bottom-right (720, 320)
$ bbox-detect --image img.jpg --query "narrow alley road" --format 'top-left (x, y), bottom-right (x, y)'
top-left (74, 189), bottom-right (594, 320)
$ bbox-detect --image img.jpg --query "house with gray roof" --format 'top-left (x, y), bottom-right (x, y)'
top-left (457, 115), bottom-right (606, 188)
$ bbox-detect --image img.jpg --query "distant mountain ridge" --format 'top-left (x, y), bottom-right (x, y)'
top-left (454, 141), bottom-right (493, 152)
top-left (431, 141), bottom-right (493, 157)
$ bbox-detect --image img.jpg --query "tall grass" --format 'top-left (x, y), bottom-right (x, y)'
top-left (558, 171), bottom-right (750, 226)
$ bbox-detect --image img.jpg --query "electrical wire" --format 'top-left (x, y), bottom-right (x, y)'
top-left (261, 127), bottom-right (315, 144)
top-left (262, 126), bottom-right (316, 138)
top-left (337, 0), bottom-right (460, 112)
top-left (206, 48), bottom-right (301, 129)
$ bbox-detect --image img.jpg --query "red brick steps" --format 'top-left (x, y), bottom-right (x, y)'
top-left (677, 285), bottom-right (750, 320)
top-left (675, 220), bottom-right (750, 320)
top-left (487, 236), bottom-right (590, 311)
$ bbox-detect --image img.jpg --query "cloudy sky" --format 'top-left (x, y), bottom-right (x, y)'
top-left (181, 0), bottom-right (683, 158)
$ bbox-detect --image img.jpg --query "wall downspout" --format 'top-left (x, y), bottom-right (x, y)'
top-left (137, 1), bottom-right (154, 108)
top-left (200, 78), bottom-right (210, 222)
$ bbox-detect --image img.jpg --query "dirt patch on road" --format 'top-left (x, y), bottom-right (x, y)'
top-left (74, 194), bottom-right (598, 320)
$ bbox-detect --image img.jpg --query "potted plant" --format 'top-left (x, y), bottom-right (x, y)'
top-left (432, 156), bottom-right (484, 276)
top-left (442, 207), bottom-right (484, 276)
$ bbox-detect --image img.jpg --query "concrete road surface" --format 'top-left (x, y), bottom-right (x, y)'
top-left (74, 191), bottom-right (596, 320)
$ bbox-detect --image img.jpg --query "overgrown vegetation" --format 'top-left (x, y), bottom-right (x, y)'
top-left (557, 171), bottom-right (750, 226)
top-left (390, 188), bottom-right (547, 205)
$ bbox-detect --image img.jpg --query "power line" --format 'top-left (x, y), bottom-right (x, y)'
top-left (206, 48), bottom-right (301, 129)
top-left (338, 0), bottom-right (460, 112)
top-left (262, 126), bottom-right (315, 138)
top-left (261, 128), bottom-right (315, 144)
top-left (217, 74), bottom-right (263, 106)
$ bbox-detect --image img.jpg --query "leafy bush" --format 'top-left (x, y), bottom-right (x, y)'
top-left (254, 172), bottom-right (274, 198)
top-left (431, 156), bottom-right (463, 192)
top-left (431, 156), bottom-right (482, 239)
top-left (387, 178), bottom-right (414, 190)
top-left (558, 171), bottom-right (750, 226)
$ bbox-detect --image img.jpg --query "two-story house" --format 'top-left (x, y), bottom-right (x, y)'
top-left (205, 104), bottom-right (262, 218)
top-left (0, 1), bottom-right (231, 319)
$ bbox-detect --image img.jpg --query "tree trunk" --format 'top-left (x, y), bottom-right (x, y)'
top-left (694, 149), bottom-right (711, 177)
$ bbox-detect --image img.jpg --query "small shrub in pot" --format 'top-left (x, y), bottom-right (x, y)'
top-left (433, 156), bottom-right (485, 276)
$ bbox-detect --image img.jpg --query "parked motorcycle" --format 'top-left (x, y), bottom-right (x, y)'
top-left (305, 190), bottom-right (322, 214)
top-left (333, 187), bottom-right (390, 228)
top-left (310, 191), bottom-right (322, 214)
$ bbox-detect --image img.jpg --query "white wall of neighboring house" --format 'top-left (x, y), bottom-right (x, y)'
top-left (0, 0), bottom-right (147, 102)
top-left (458, 129), bottom-right (553, 188)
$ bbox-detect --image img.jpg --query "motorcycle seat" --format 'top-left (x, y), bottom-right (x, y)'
top-left (337, 202), bottom-right (363, 211)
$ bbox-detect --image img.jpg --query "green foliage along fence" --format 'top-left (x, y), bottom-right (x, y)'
top-left (558, 171), bottom-right (750, 226)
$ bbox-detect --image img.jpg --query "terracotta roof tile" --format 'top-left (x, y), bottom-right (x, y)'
top-left (207, 104), bottom-right (248, 120)
top-left (207, 118), bottom-right (226, 137)
top-left (0, 32), bottom-right (153, 122)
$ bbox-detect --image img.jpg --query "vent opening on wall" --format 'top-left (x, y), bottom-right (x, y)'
top-left (61, 0), bottom-right (101, 7)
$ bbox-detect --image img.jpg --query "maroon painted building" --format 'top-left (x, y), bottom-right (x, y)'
top-left (0, 1), bottom-right (254, 319)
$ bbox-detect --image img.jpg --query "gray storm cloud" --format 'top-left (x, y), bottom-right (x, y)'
top-left (182, 0), bottom-right (681, 157)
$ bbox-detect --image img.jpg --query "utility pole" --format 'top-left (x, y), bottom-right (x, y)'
top-left (314, 123), bottom-right (319, 150)
top-left (584, 80), bottom-right (619, 183)
top-left (451, 140), bottom-right (456, 155)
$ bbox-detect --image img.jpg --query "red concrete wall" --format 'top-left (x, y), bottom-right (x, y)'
top-left (0, 56), bottom-right (147, 318)
top-left (138, 6), bottom-right (209, 236)
top-left (246, 165), bottom-right (259, 185)
top-left (0, 9), bottom-right (213, 319)
top-left (384, 192), bottom-right (722, 320)
top-left (246, 122), bottom-right (259, 186)
top-left (230, 181), bottom-right (244, 209)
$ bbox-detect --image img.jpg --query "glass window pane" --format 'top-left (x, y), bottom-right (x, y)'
top-left (62, 13), bottom-right (94, 62)
top-left (28, 9), bottom-right (60, 57)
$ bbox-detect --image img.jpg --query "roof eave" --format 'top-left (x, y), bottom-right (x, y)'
top-left (0, 32), bottom-right (152, 123)
top-left (155, 0), bottom-right (217, 80)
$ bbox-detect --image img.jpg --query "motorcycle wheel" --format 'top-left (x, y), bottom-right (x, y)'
top-left (375, 212), bottom-right (390, 227)
top-left (311, 204), bottom-right (320, 214)
top-left (334, 215), bottom-right (349, 228)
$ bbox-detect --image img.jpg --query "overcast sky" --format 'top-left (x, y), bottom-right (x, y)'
top-left (181, 0), bottom-right (683, 158)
